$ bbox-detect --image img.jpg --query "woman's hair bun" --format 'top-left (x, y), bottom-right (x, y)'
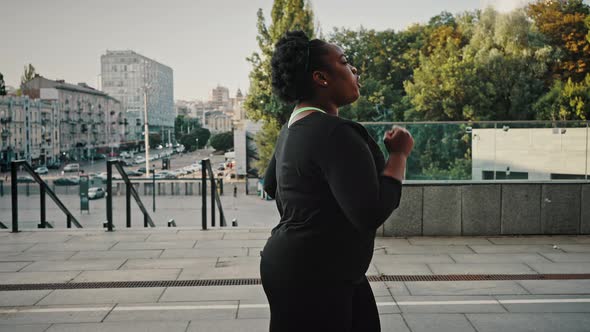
top-left (271, 30), bottom-right (311, 103)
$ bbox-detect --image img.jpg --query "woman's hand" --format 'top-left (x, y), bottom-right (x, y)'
top-left (383, 125), bottom-right (414, 158)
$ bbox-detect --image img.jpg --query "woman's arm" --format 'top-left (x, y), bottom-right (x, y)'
top-left (263, 152), bottom-right (277, 199)
top-left (319, 123), bottom-right (403, 231)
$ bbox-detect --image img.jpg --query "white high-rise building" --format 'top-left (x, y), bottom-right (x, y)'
top-left (101, 50), bottom-right (174, 143)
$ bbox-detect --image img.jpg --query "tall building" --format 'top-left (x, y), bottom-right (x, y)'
top-left (19, 76), bottom-right (124, 164)
top-left (101, 50), bottom-right (174, 143)
top-left (209, 85), bottom-right (230, 110)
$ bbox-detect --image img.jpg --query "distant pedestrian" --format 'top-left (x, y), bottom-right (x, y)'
top-left (260, 31), bottom-right (414, 332)
top-left (233, 184), bottom-right (237, 198)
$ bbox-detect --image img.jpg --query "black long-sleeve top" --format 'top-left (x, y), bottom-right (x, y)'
top-left (261, 112), bottom-right (403, 283)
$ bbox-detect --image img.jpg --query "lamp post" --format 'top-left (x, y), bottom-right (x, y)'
top-left (196, 138), bottom-right (199, 152)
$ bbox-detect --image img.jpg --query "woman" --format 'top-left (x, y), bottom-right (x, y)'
top-left (260, 30), bottom-right (414, 332)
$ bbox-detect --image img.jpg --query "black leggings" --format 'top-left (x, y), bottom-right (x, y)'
top-left (260, 272), bottom-right (380, 332)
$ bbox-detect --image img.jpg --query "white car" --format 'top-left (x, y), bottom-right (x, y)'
top-left (63, 163), bottom-right (80, 172)
top-left (34, 166), bottom-right (49, 175)
top-left (88, 187), bottom-right (106, 199)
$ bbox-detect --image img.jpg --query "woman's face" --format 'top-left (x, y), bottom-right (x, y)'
top-left (319, 44), bottom-right (360, 107)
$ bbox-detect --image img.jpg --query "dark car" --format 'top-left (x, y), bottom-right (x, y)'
top-left (54, 177), bottom-right (79, 186)
top-left (88, 187), bottom-right (106, 199)
top-left (47, 161), bottom-right (61, 170)
top-left (137, 167), bottom-right (146, 174)
top-left (17, 175), bottom-right (35, 183)
top-left (126, 170), bottom-right (143, 177)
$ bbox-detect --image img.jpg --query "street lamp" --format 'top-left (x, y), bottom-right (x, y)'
top-left (196, 138), bottom-right (199, 151)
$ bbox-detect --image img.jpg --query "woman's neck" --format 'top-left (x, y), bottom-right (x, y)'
top-left (295, 100), bottom-right (338, 116)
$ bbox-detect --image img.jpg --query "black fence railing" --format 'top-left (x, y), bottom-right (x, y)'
top-left (10, 160), bottom-right (82, 232)
top-left (104, 159), bottom-right (155, 231)
top-left (201, 158), bottom-right (226, 230)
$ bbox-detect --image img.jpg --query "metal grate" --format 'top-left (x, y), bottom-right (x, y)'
top-left (1, 274), bottom-right (589, 291)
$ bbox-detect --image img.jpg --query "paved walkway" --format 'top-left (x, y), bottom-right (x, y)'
top-left (0, 229), bottom-right (589, 331)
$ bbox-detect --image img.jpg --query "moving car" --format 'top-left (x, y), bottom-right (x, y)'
top-left (17, 175), bottom-right (35, 183)
top-left (63, 163), bottom-right (80, 173)
top-left (34, 166), bottom-right (49, 175)
top-left (88, 187), bottom-right (106, 199)
top-left (54, 176), bottom-right (79, 186)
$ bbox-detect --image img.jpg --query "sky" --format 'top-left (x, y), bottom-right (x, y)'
top-left (1, 0), bottom-right (548, 101)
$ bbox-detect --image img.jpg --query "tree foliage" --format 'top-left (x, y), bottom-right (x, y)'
top-left (0, 73), bottom-right (6, 96)
top-left (210, 131), bottom-right (234, 151)
top-left (20, 64), bottom-right (36, 86)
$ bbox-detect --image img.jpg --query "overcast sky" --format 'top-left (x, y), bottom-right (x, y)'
top-left (1, 0), bottom-right (558, 100)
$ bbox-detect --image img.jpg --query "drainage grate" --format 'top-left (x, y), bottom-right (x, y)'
top-left (1, 274), bottom-right (589, 291)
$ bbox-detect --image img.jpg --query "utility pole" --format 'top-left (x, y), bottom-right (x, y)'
top-left (144, 88), bottom-right (150, 178)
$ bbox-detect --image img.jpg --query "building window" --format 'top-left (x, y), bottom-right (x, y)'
top-left (483, 171), bottom-right (528, 180)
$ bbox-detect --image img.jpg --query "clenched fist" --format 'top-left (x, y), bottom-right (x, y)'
top-left (383, 125), bottom-right (414, 158)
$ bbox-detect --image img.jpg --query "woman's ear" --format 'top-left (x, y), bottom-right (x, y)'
top-left (312, 70), bottom-right (329, 88)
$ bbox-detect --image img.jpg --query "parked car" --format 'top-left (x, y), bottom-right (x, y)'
top-left (17, 175), bottom-right (35, 183)
top-left (121, 159), bottom-right (134, 167)
top-left (47, 161), bottom-right (62, 170)
top-left (63, 163), bottom-right (80, 173)
top-left (54, 176), bottom-right (79, 186)
top-left (88, 187), bottom-right (106, 199)
top-left (34, 166), bottom-right (49, 175)
top-left (158, 171), bottom-right (177, 179)
top-left (137, 167), bottom-right (146, 174)
top-left (126, 170), bottom-right (143, 177)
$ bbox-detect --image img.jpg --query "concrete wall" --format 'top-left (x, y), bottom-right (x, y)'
top-left (380, 181), bottom-right (590, 236)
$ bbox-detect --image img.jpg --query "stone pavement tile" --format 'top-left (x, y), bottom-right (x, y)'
top-left (25, 243), bottom-right (116, 252)
top-left (194, 240), bottom-right (268, 249)
top-left (68, 250), bottom-right (163, 260)
top-left (407, 237), bottom-right (493, 245)
top-left (366, 264), bottom-right (379, 276)
top-left (486, 236), bottom-right (582, 245)
top-left (468, 245), bottom-right (560, 254)
top-left (110, 241), bottom-right (196, 250)
top-left (428, 263), bottom-right (537, 275)
top-left (160, 248), bottom-right (248, 258)
top-left (0, 271), bottom-right (80, 284)
top-left (559, 244), bottom-right (590, 252)
top-left (179, 256), bottom-right (260, 279)
top-left (372, 254), bottom-right (454, 264)
top-left (0, 234), bottom-right (73, 244)
top-left (186, 318), bottom-right (269, 332)
top-left (372, 263), bottom-right (433, 276)
top-left (574, 236), bottom-right (590, 243)
top-left (517, 280), bottom-right (590, 295)
top-left (403, 313), bottom-right (477, 332)
top-left (45, 321), bottom-right (190, 332)
top-left (495, 295), bottom-right (590, 313)
top-left (65, 234), bottom-right (150, 243)
top-left (404, 281), bottom-right (529, 296)
top-left (369, 281), bottom-right (392, 297)
top-left (103, 301), bottom-right (238, 322)
top-left (159, 285), bottom-right (267, 302)
top-left (527, 262), bottom-right (590, 274)
top-left (0, 304), bottom-right (112, 324)
top-left (37, 288), bottom-right (166, 305)
top-left (449, 253), bottom-right (551, 264)
top-left (0, 324), bottom-right (50, 332)
top-left (467, 313), bottom-right (590, 332)
top-left (385, 245), bottom-right (473, 254)
top-left (541, 253), bottom-right (590, 262)
top-left (384, 282), bottom-right (411, 296)
top-left (237, 299), bottom-right (269, 319)
top-left (376, 295), bottom-right (399, 314)
top-left (394, 296), bottom-right (506, 313)
top-left (0, 262), bottom-right (33, 272)
top-left (374, 238), bottom-right (412, 246)
top-left (247, 247), bottom-right (264, 257)
top-left (147, 232), bottom-right (224, 241)
top-left (0, 290), bottom-right (52, 306)
top-left (21, 259), bottom-right (126, 272)
top-left (222, 232), bottom-right (270, 240)
top-left (71, 269), bottom-right (181, 282)
top-left (0, 251), bottom-right (76, 261)
top-left (120, 258), bottom-right (217, 270)
top-left (379, 314), bottom-right (411, 332)
top-left (0, 244), bottom-right (37, 252)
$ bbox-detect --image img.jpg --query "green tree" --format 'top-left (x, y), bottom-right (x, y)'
top-left (534, 74), bottom-right (590, 120)
top-left (20, 64), bottom-right (36, 86)
top-left (149, 133), bottom-right (162, 149)
top-left (209, 131), bottom-right (234, 151)
top-left (174, 115), bottom-right (202, 141)
top-left (179, 127), bottom-right (210, 152)
top-left (245, 0), bottom-right (315, 175)
top-left (526, 0), bottom-right (590, 82)
top-left (0, 73), bottom-right (6, 96)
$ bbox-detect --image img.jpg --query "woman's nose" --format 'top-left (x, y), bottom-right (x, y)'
top-left (351, 66), bottom-right (358, 74)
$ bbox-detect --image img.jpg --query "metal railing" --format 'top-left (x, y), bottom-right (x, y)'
top-left (201, 158), bottom-right (226, 230)
top-left (104, 159), bottom-right (155, 231)
top-left (10, 160), bottom-right (82, 232)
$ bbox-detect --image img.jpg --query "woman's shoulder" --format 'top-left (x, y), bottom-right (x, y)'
top-left (320, 115), bottom-right (369, 141)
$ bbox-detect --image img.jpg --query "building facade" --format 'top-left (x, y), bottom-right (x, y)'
top-left (101, 50), bottom-right (174, 143)
top-left (15, 76), bottom-right (124, 166)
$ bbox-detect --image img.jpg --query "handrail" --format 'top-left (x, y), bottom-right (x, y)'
top-left (359, 120), bottom-right (590, 125)
top-left (11, 160), bottom-right (82, 232)
top-left (105, 159), bottom-right (155, 232)
top-left (201, 158), bottom-right (226, 229)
